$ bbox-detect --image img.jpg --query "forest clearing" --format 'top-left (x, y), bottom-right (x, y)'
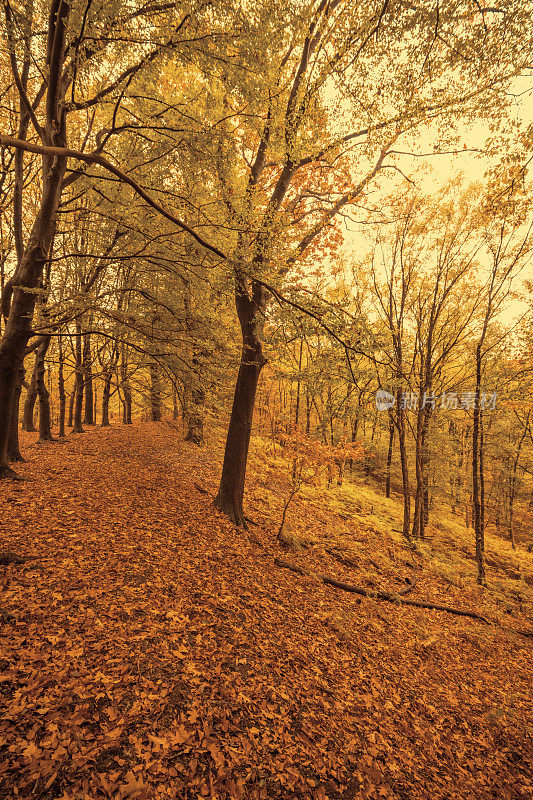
top-left (0, 421), bottom-right (532, 800)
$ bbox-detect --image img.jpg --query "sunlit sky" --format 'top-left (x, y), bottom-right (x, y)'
top-left (339, 73), bottom-right (533, 326)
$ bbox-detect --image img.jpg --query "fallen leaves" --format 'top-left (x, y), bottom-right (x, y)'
top-left (0, 422), bottom-right (531, 800)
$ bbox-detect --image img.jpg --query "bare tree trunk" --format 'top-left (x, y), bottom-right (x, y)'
top-left (172, 383), bottom-right (179, 419)
top-left (294, 337), bottom-right (303, 430)
top-left (214, 280), bottom-right (267, 526)
top-left (35, 335), bottom-right (53, 441)
top-left (507, 411), bottom-right (529, 549)
top-left (184, 353), bottom-right (205, 444)
top-left (121, 352), bottom-right (132, 424)
top-left (67, 384), bottom-right (76, 428)
top-left (58, 336), bottom-right (66, 437)
top-left (8, 366), bottom-right (25, 462)
top-left (422, 429), bottom-right (430, 528)
top-left (101, 347), bottom-right (117, 427)
top-left (83, 331), bottom-right (94, 424)
top-left (184, 384), bottom-right (205, 444)
top-left (22, 367), bottom-right (37, 431)
top-left (472, 343), bottom-right (486, 585)
top-left (150, 362), bottom-right (162, 421)
top-left (385, 412), bottom-right (394, 498)
top-left (395, 390), bottom-right (411, 541)
top-left (73, 321), bottom-right (84, 433)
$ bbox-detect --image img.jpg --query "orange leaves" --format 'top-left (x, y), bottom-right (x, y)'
top-left (0, 422), bottom-right (532, 800)
top-left (117, 770), bottom-right (147, 799)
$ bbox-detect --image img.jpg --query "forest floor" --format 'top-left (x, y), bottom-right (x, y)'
top-left (0, 420), bottom-right (532, 800)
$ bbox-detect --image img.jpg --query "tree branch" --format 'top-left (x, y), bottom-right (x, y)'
top-left (0, 135), bottom-right (228, 260)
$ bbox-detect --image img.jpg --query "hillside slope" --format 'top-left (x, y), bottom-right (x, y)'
top-left (0, 421), bottom-right (531, 800)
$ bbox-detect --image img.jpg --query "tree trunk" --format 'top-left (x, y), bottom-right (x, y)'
top-left (83, 332), bottom-right (94, 424)
top-left (395, 389), bottom-right (411, 541)
top-left (68, 384), bottom-right (76, 428)
top-left (172, 383), bottom-right (180, 419)
top-left (422, 430), bottom-right (430, 528)
top-left (58, 337), bottom-right (66, 437)
top-left (8, 366), bottom-right (25, 462)
top-left (472, 343), bottom-right (486, 585)
top-left (184, 352), bottom-right (205, 445)
top-left (22, 367), bottom-right (37, 431)
top-left (385, 412), bottom-right (394, 498)
top-left (294, 337), bottom-right (303, 430)
top-left (35, 335), bottom-right (53, 441)
top-left (101, 359), bottom-right (116, 427)
top-left (150, 362), bottom-right (162, 421)
top-left (184, 384), bottom-right (205, 444)
top-left (214, 350), bottom-right (265, 525)
top-left (507, 412), bottom-right (529, 549)
top-left (121, 355), bottom-right (132, 424)
top-left (72, 321), bottom-right (84, 433)
top-left (214, 279), bottom-right (268, 526)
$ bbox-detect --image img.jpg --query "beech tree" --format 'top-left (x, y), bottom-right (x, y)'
top-left (204, 0), bottom-right (531, 525)
top-left (471, 211), bottom-right (533, 584)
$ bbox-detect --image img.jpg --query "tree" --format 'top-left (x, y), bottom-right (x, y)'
top-left (209, 0), bottom-right (530, 525)
top-left (471, 209), bottom-right (532, 584)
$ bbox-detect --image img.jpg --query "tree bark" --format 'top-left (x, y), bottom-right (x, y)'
top-left (184, 384), bottom-right (205, 444)
top-left (83, 331), bottom-right (94, 424)
top-left (172, 383), bottom-right (180, 419)
top-left (58, 336), bottom-right (66, 437)
top-left (35, 335), bottom-right (53, 441)
top-left (101, 350), bottom-right (117, 427)
top-left (121, 352), bottom-right (132, 424)
top-left (385, 411), bottom-right (394, 498)
top-left (214, 279), bottom-right (268, 526)
top-left (395, 389), bottom-right (411, 541)
top-left (294, 337), bottom-right (303, 430)
top-left (67, 384), bottom-right (76, 428)
top-left (101, 375), bottom-right (112, 426)
top-left (8, 367), bottom-right (25, 462)
top-left (150, 362), bottom-right (162, 421)
top-left (22, 367), bottom-right (37, 431)
top-left (72, 320), bottom-right (84, 433)
top-left (507, 411), bottom-right (529, 549)
top-left (472, 343), bottom-right (486, 585)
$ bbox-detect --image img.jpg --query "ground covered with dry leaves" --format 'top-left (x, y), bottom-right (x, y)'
top-left (0, 421), bottom-right (532, 800)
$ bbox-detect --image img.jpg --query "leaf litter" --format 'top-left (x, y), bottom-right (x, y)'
top-left (0, 422), bottom-right (531, 800)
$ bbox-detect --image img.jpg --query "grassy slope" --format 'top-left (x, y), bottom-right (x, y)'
top-left (0, 420), bottom-right (531, 800)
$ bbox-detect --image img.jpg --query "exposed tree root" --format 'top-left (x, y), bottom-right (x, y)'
top-left (194, 483), bottom-right (259, 527)
top-left (274, 557), bottom-right (492, 623)
top-left (213, 491), bottom-right (248, 529)
top-left (0, 465), bottom-right (24, 480)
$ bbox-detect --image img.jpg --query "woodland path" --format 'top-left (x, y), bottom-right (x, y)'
top-left (0, 421), bottom-right (531, 800)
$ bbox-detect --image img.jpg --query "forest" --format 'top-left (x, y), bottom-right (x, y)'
top-left (0, 0), bottom-right (532, 798)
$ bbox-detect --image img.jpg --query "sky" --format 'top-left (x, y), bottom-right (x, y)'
top-left (338, 72), bottom-right (533, 326)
